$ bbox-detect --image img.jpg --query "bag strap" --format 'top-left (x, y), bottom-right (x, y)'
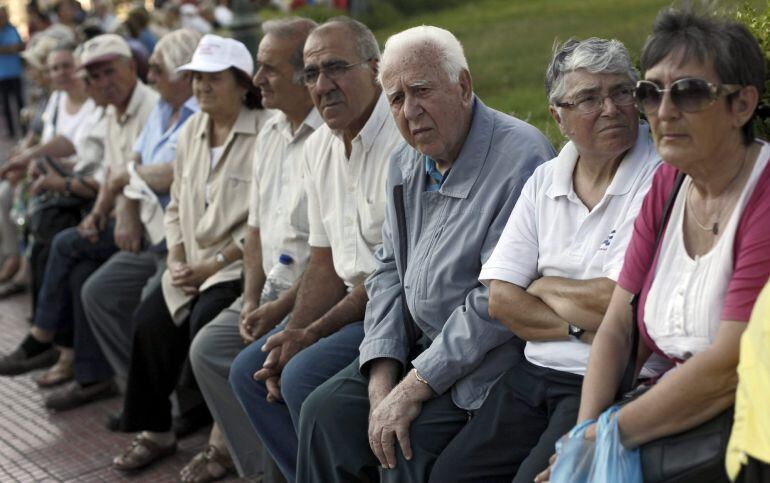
top-left (393, 184), bottom-right (419, 371)
top-left (617, 170), bottom-right (686, 397)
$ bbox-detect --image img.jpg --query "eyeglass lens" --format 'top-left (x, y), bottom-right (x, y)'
top-left (636, 78), bottom-right (715, 114)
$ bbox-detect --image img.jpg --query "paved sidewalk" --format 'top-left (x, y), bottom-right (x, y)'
top-left (0, 292), bottom-right (250, 482)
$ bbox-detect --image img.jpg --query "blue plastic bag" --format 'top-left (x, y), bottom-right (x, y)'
top-left (550, 418), bottom-right (597, 483)
top-left (587, 405), bottom-right (643, 483)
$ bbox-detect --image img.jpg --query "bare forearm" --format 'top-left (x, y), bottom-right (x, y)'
top-left (286, 247), bottom-right (347, 330)
top-left (531, 277), bottom-right (615, 331)
top-left (368, 358), bottom-right (400, 402)
top-left (135, 163), bottom-right (174, 195)
top-left (489, 280), bottom-right (569, 341)
top-left (616, 323), bottom-right (743, 447)
top-left (168, 243), bottom-right (186, 264)
top-left (305, 283), bottom-right (368, 339)
top-left (68, 176), bottom-right (99, 198)
top-left (0, 44), bottom-right (23, 54)
top-left (242, 227), bottom-right (266, 307)
top-left (25, 136), bottom-right (76, 161)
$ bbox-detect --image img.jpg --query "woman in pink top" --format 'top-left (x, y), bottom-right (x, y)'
top-left (538, 8), bottom-right (770, 483)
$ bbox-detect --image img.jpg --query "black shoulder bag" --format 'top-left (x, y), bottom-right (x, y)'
top-left (617, 171), bottom-right (734, 483)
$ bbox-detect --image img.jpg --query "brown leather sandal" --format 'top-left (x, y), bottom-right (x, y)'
top-left (113, 434), bottom-right (177, 471)
top-left (35, 353), bottom-right (74, 388)
top-left (179, 445), bottom-right (235, 483)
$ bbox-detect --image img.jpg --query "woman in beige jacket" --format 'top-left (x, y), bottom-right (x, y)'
top-left (112, 35), bottom-right (272, 471)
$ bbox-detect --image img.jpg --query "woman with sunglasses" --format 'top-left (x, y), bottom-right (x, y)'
top-left (536, 8), bottom-right (770, 483)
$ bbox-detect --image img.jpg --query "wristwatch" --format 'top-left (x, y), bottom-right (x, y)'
top-left (215, 251), bottom-right (227, 266)
top-left (568, 324), bottom-right (585, 339)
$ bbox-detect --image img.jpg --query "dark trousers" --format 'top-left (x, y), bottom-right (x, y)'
top-left (737, 456), bottom-right (770, 483)
top-left (297, 357), bottom-right (470, 483)
top-left (0, 77), bottom-right (23, 138)
top-left (34, 225), bottom-right (118, 385)
top-left (430, 358), bottom-right (583, 483)
top-left (121, 279), bottom-right (241, 432)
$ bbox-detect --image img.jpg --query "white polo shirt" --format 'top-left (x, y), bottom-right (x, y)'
top-left (479, 123), bottom-right (661, 375)
top-left (248, 108), bottom-right (323, 282)
top-left (302, 92), bottom-right (402, 288)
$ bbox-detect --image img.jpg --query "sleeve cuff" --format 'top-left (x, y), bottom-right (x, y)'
top-left (478, 265), bottom-right (533, 288)
top-left (358, 337), bottom-right (409, 376)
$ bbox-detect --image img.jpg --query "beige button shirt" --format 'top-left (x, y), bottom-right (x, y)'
top-left (104, 81), bottom-right (159, 170)
top-left (248, 108), bottom-right (323, 282)
top-left (302, 93), bottom-right (402, 288)
top-left (162, 106), bottom-right (273, 322)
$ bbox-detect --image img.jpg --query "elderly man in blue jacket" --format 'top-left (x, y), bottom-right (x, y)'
top-left (297, 25), bottom-right (556, 482)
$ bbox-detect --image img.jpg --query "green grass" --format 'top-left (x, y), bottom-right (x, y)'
top-left (372, 0), bottom-right (673, 146)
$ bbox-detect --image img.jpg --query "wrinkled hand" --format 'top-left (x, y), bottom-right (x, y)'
top-left (29, 169), bottom-right (64, 196)
top-left (368, 383), bottom-right (423, 469)
top-left (77, 210), bottom-right (106, 242)
top-left (114, 209), bottom-right (143, 253)
top-left (239, 300), bottom-right (282, 344)
top-left (253, 328), bottom-right (319, 381)
top-left (169, 260), bottom-right (215, 291)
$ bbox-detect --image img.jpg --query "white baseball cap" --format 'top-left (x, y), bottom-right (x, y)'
top-left (79, 34), bottom-right (132, 69)
top-left (176, 34), bottom-right (253, 77)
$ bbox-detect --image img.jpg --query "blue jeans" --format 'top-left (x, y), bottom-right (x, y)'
top-left (34, 224), bottom-right (119, 384)
top-left (229, 321), bottom-right (364, 483)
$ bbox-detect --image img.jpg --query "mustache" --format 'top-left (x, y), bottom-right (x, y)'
top-left (321, 90), bottom-right (344, 107)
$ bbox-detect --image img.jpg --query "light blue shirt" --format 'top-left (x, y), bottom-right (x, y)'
top-left (132, 96), bottom-right (199, 208)
top-left (0, 24), bottom-right (22, 80)
top-left (360, 97), bottom-right (556, 410)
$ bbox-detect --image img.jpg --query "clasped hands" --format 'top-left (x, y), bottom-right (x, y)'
top-left (251, 325), bottom-right (320, 402)
top-left (169, 259), bottom-right (217, 296)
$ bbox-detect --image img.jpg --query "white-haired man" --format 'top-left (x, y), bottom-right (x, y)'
top-left (296, 25), bottom-right (555, 482)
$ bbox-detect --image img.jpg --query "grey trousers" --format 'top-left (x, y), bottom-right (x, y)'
top-left (189, 295), bottom-right (273, 478)
top-left (297, 358), bottom-right (470, 483)
top-left (0, 180), bottom-right (18, 259)
top-left (81, 250), bottom-right (165, 387)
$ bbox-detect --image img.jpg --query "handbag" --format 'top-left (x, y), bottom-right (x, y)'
top-left (26, 157), bottom-right (93, 244)
top-left (617, 171), bottom-right (734, 483)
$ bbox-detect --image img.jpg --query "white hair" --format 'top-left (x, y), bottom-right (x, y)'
top-left (378, 25), bottom-right (468, 86)
top-left (153, 28), bottom-right (202, 81)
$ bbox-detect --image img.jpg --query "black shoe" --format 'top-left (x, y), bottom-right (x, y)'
top-left (172, 404), bottom-right (212, 439)
top-left (44, 379), bottom-right (118, 411)
top-left (0, 346), bottom-right (58, 376)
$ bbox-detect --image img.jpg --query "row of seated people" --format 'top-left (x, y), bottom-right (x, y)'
top-left (0, 6), bottom-right (769, 483)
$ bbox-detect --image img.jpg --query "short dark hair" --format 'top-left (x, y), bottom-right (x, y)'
top-left (640, 7), bottom-right (766, 143)
top-left (230, 67), bottom-right (262, 110)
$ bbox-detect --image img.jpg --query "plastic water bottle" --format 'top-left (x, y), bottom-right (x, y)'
top-left (259, 254), bottom-right (295, 305)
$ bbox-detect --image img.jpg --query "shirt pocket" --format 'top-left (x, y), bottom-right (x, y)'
top-left (358, 195), bottom-right (386, 246)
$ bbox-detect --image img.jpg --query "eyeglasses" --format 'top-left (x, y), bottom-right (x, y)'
top-left (555, 86), bottom-right (636, 114)
top-left (634, 78), bottom-right (744, 115)
top-left (301, 59), bottom-right (369, 87)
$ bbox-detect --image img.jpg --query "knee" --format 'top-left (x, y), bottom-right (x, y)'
top-left (228, 345), bottom-right (266, 399)
top-left (50, 227), bottom-right (79, 255)
top-left (298, 380), bottom-right (337, 436)
top-left (189, 324), bottom-right (214, 374)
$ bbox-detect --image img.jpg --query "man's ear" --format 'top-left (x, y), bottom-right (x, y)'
top-left (459, 69), bottom-right (472, 103)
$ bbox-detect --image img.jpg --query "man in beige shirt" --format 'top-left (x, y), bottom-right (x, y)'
top-left (229, 17), bottom-right (403, 482)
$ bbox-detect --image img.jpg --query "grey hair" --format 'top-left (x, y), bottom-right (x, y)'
top-left (545, 37), bottom-right (637, 105)
top-left (153, 28), bottom-right (202, 81)
top-left (262, 17), bottom-right (317, 82)
top-left (314, 16), bottom-right (380, 61)
top-left (378, 25), bottom-right (468, 86)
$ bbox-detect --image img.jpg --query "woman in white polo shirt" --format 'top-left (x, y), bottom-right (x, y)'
top-left (432, 38), bottom-right (662, 483)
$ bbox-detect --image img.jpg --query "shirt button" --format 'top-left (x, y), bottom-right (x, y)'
top-left (348, 186), bottom-right (355, 193)
top-left (345, 216), bottom-right (354, 226)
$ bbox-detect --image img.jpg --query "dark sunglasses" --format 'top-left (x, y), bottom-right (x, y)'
top-left (634, 78), bottom-right (744, 115)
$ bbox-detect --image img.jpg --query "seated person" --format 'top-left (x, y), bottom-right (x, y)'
top-left (227, 17), bottom-right (403, 483)
top-left (446, 36), bottom-right (662, 483)
top-left (184, 17), bottom-right (320, 483)
top-left (111, 34), bottom-right (271, 471)
top-left (297, 25), bottom-right (554, 482)
top-left (537, 9), bottom-right (770, 482)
